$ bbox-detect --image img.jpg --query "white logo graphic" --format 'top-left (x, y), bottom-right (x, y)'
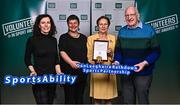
top-left (146, 14), bottom-right (179, 34)
top-left (2, 17), bottom-right (34, 38)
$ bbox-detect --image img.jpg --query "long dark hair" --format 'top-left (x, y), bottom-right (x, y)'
top-left (33, 14), bottom-right (57, 37)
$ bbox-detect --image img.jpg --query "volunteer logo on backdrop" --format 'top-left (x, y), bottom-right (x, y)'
top-left (147, 14), bottom-right (179, 34)
top-left (2, 17), bottom-right (34, 38)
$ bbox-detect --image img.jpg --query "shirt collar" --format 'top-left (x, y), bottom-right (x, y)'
top-left (127, 21), bottom-right (143, 29)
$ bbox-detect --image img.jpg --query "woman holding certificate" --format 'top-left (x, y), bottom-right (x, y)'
top-left (87, 16), bottom-right (117, 104)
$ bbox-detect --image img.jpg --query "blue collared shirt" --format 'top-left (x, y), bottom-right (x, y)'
top-left (127, 21), bottom-right (143, 29)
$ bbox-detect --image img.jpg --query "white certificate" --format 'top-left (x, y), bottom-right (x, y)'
top-left (93, 40), bottom-right (109, 61)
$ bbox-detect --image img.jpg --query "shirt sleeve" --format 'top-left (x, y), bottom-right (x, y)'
top-left (145, 28), bottom-right (161, 64)
top-left (55, 38), bottom-right (60, 65)
top-left (114, 33), bottom-right (122, 63)
top-left (87, 36), bottom-right (96, 64)
top-left (24, 37), bottom-right (33, 67)
top-left (58, 34), bottom-right (67, 52)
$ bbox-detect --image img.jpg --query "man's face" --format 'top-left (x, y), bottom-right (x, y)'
top-left (125, 7), bottom-right (139, 28)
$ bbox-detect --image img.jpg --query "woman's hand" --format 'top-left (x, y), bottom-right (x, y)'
top-left (55, 65), bottom-right (63, 74)
top-left (30, 71), bottom-right (37, 76)
top-left (28, 65), bottom-right (37, 76)
top-left (107, 48), bottom-right (113, 58)
top-left (70, 61), bottom-right (80, 69)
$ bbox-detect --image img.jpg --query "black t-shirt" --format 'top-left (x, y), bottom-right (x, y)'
top-left (58, 33), bottom-right (87, 82)
top-left (24, 35), bottom-right (59, 74)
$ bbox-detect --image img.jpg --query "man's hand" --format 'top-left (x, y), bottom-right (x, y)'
top-left (134, 61), bottom-right (148, 72)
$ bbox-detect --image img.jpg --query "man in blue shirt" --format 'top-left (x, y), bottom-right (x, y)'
top-left (114, 6), bottom-right (161, 104)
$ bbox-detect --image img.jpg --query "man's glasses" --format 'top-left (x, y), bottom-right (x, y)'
top-left (125, 13), bottom-right (136, 18)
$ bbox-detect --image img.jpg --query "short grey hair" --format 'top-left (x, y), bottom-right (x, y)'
top-left (125, 6), bottom-right (140, 21)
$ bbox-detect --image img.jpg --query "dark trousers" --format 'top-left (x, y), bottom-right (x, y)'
top-left (32, 84), bottom-right (56, 104)
top-left (121, 74), bottom-right (153, 104)
top-left (63, 81), bottom-right (86, 104)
